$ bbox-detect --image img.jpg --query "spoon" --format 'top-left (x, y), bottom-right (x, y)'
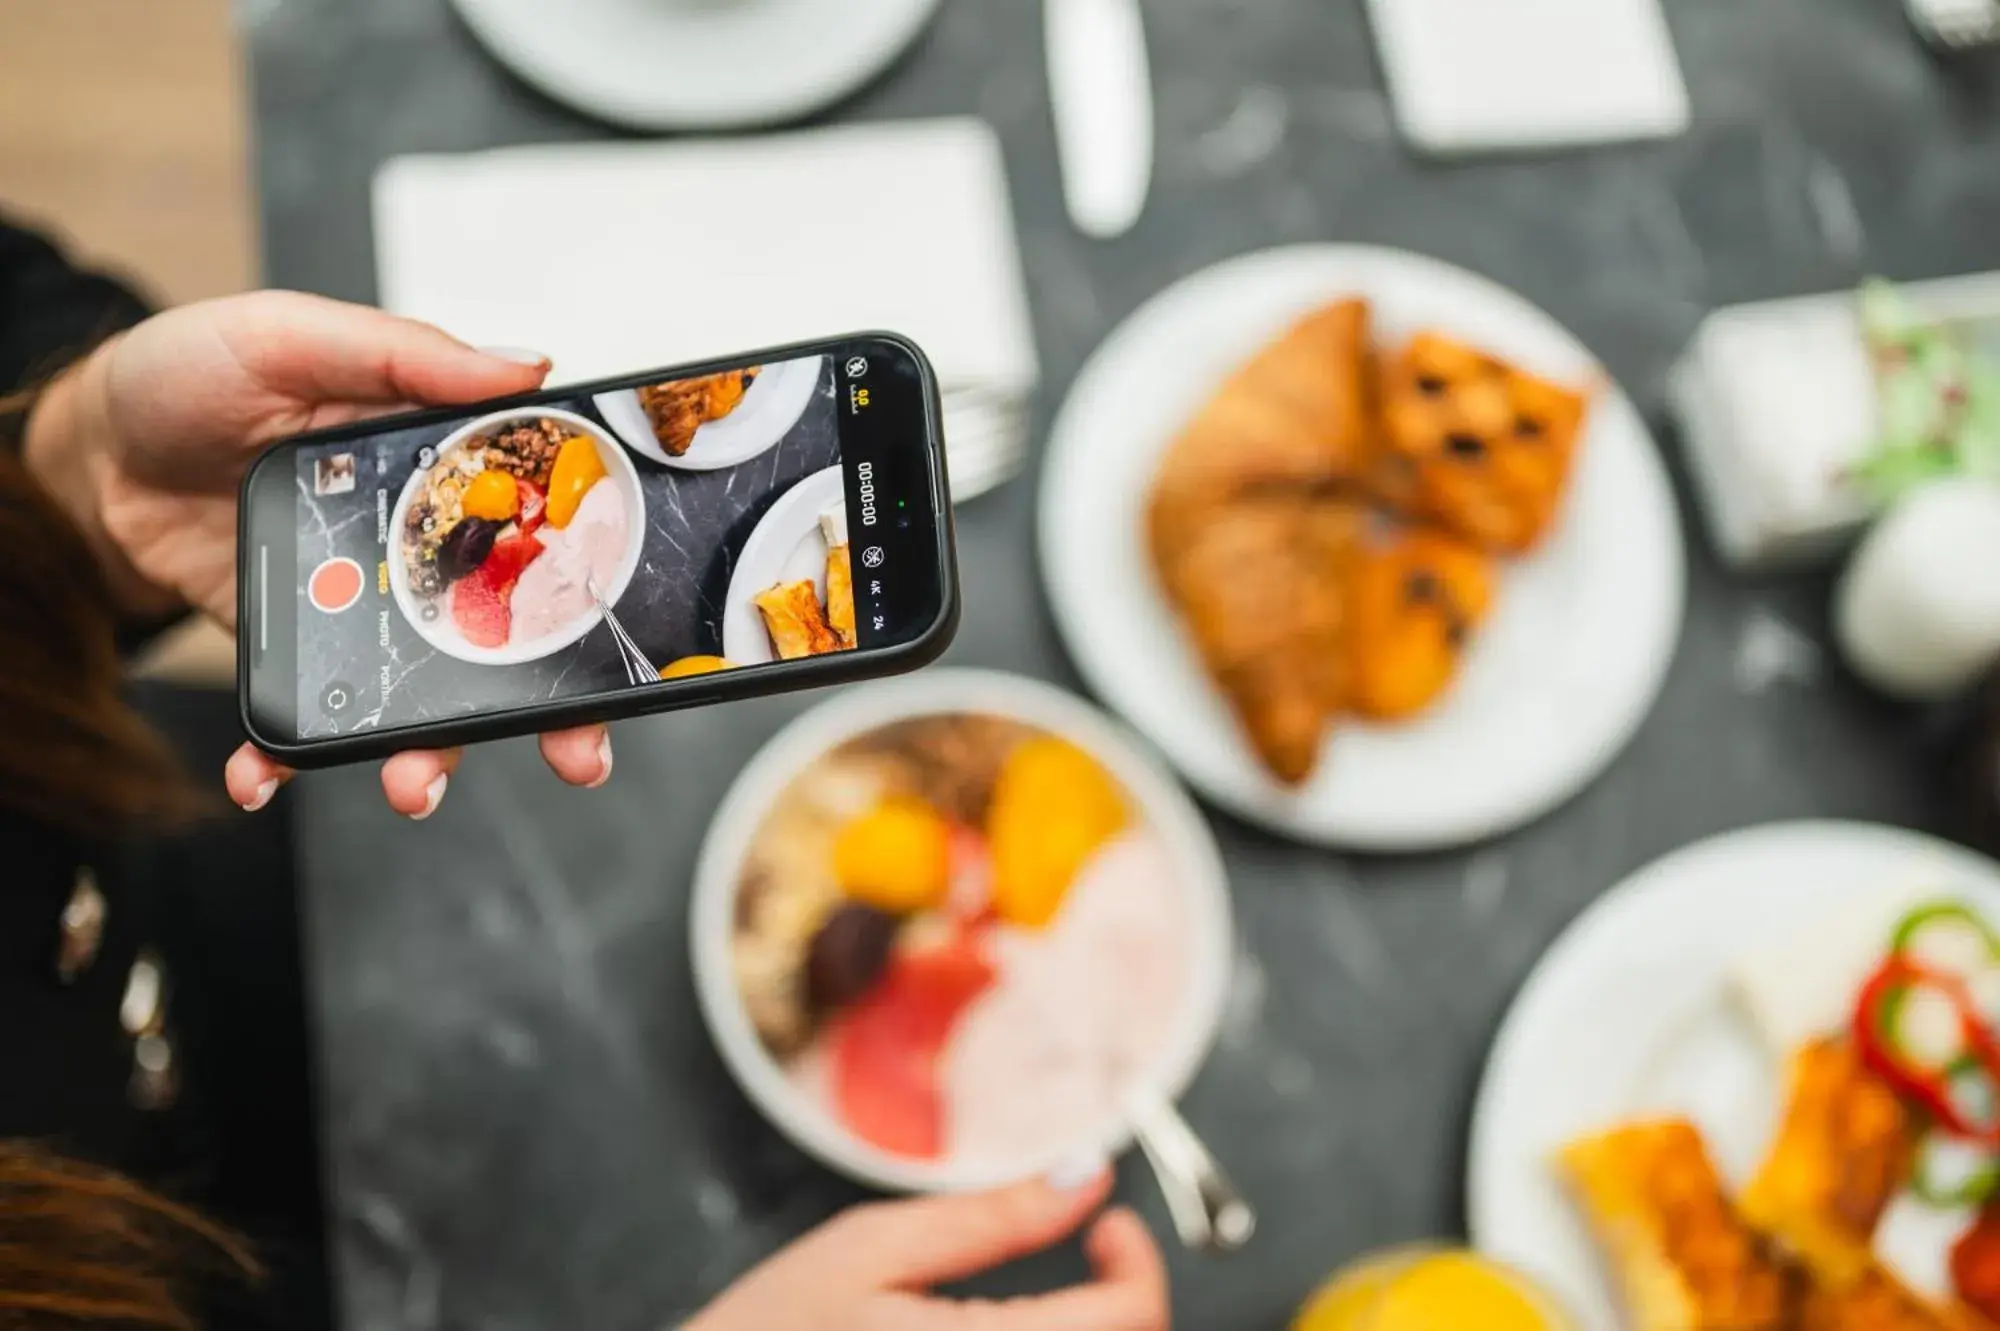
top-left (1126, 1094), bottom-right (1256, 1254)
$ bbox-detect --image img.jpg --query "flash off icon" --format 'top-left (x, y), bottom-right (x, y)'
top-left (845, 357), bottom-right (869, 379)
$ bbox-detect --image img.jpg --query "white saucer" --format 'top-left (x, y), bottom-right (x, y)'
top-left (1466, 821), bottom-right (2000, 1329)
top-left (1037, 244), bottom-right (1685, 851)
top-left (449, 0), bottom-right (942, 131)
top-left (721, 465), bottom-right (845, 666)
top-left (594, 354), bottom-right (823, 470)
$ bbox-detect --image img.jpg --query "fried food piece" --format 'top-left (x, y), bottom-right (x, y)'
top-left (1558, 1119), bottom-right (1799, 1331)
top-left (1797, 1265), bottom-right (1991, 1331)
top-left (1347, 524), bottom-right (1496, 721)
top-left (1148, 299), bottom-right (1375, 554)
top-left (756, 580), bottom-right (843, 660)
top-left (638, 366), bottom-right (761, 456)
top-left (820, 510), bottom-right (856, 649)
top-left (1371, 332), bottom-right (1589, 553)
top-left (1741, 1039), bottom-right (1920, 1286)
top-left (1155, 495), bottom-right (1362, 785)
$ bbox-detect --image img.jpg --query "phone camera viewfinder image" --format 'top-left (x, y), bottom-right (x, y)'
top-left (278, 346), bottom-right (929, 743)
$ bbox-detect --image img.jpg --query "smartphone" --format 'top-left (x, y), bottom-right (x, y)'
top-left (238, 332), bottom-right (957, 767)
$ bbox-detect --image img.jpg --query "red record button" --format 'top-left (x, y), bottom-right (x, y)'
top-left (308, 557), bottom-right (364, 614)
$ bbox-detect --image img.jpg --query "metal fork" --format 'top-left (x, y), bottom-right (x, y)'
top-left (1908, 0), bottom-right (2000, 51)
top-left (586, 576), bottom-right (656, 686)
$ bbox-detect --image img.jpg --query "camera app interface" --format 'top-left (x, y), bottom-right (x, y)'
top-left (292, 352), bottom-right (880, 738)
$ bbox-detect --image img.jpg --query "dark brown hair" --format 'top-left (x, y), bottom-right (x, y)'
top-left (2, 372), bottom-right (223, 1327)
top-left (0, 403), bottom-right (196, 831)
top-left (0, 1144), bottom-right (258, 1329)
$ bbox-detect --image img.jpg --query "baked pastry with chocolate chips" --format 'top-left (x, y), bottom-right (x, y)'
top-left (1347, 524), bottom-right (1495, 722)
top-left (1373, 331), bottom-right (1590, 553)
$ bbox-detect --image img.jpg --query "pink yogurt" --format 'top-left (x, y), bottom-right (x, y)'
top-left (509, 478), bottom-right (628, 643)
top-left (940, 829), bottom-right (1189, 1166)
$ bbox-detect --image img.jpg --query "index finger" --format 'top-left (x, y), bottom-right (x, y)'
top-left (915, 1208), bottom-right (1170, 1331)
top-left (823, 1169), bottom-right (1113, 1290)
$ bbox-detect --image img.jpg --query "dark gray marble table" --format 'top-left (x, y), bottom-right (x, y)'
top-left (247, 1), bottom-right (2000, 1327)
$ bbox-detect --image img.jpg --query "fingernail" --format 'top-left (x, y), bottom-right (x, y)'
top-left (413, 773), bottom-right (449, 820)
top-left (1044, 1147), bottom-right (1108, 1192)
top-left (240, 778), bottom-right (279, 813)
top-left (481, 345), bottom-right (551, 368)
top-left (588, 732), bottom-right (614, 789)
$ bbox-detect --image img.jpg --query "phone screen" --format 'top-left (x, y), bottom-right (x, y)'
top-left (246, 337), bottom-right (945, 747)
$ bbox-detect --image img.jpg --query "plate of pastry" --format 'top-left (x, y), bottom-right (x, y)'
top-left (1467, 821), bottom-right (2000, 1329)
top-left (723, 465), bottom-right (857, 666)
top-left (1038, 244), bottom-right (1684, 850)
top-left (594, 354), bottom-right (824, 471)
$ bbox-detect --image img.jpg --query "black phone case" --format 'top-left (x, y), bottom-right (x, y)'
top-left (237, 331), bottom-right (959, 769)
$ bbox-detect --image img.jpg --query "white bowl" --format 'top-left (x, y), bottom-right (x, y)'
top-left (689, 669), bottom-right (1235, 1193)
top-left (593, 353), bottom-right (824, 470)
top-left (387, 407), bottom-right (645, 666)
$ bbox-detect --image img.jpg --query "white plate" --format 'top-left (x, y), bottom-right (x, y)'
top-left (1466, 821), bottom-right (2000, 1329)
top-left (448, 0), bottom-right (941, 132)
top-left (1038, 244), bottom-right (1685, 851)
top-left (593, 354), bottom-right (824, 471)
top-left (688, 669), bottom-right (1235, 1192)
top-left (720, 465), bottom-right (847, 666)
top-left (387, 407), bottom-right (645, 666)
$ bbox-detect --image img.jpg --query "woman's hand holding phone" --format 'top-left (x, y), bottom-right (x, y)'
top-left (23, 291), bottom-right (617, 817)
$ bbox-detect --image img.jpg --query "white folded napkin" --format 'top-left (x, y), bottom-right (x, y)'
top-left (1365, 0), bottom-right (1690, 154)
top-left (372, 117), bottom-right (1039, 498)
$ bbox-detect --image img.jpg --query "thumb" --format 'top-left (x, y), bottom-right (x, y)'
top-left (832, 1163), bottom-right (1113, 1290)
top-left (214, 291), bottom-right (552, 408)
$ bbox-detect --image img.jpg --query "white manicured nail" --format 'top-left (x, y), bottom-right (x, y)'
top-left (240, 778), bottom-right (279, 813)
top-left (481, 345), bottom-right (551, 367)
top-left (413, 773), bottom-right (449, 820)
top-left (1045, 1147), bottom-right (1108, 1192)
top-left (588, 732), bottom-right (614, 788)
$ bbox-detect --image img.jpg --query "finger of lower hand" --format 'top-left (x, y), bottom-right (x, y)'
top-left (890, 1211), bottom-right (1170, 1331)
top-left (831, 1172), bottom-right (1113, 1290)
top-left (1084, 1209), bottom-right (1169, 1312)
top-left (380, 748), bottom-right (463, 819)
top-left (225, 742), bottom-right (294, 812)
top-left (539, 725), bottom-right (612, 788)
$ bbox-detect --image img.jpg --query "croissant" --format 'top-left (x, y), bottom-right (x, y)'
top-left (1147, 300), bottom-right (1375, 784)
top-left (1149, 299), bottom-right (1375, 555)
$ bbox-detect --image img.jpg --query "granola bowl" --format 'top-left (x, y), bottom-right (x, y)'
top-left (387, 407), bottom-right (645, 666)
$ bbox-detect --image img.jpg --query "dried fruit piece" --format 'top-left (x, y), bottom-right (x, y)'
top-left (833, 798), bottom-right (951, 915)
top-left (806, 904), bottom-right (900, 1012)
top-left (434, 517), bottom-right (501, 585)
top-left (987, 737), bottom-right (1127, 929)
top-left (463, 468), bottom-right (520, 522)
top-left (546, 436), bottom-right (608, 529)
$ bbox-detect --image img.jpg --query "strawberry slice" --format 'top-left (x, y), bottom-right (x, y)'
top-left (452, 563), bottom-right (511, 648)
top-left (515, 480), bottom-right (547, 536)
top-left (831, 934), bottom-right (996, 1159)
top-left (449, 530), bottom-right (547, 648)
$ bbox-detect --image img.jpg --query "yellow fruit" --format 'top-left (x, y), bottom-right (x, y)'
top-left (1292, 1251), bottom-right (1423, 1331)
top-left (987, 738), bottom-right (1126, 929)
top-left (1367, 1254), bottom-right (1557, 1331)
top-left (834, 797), bottom-right (951, 914)
top-left (661, 655), bottom-right (734, 679)
top-left (546, 435), bottom-right (608, 528)
top-left (462, 468), bottom-right (519, 521)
